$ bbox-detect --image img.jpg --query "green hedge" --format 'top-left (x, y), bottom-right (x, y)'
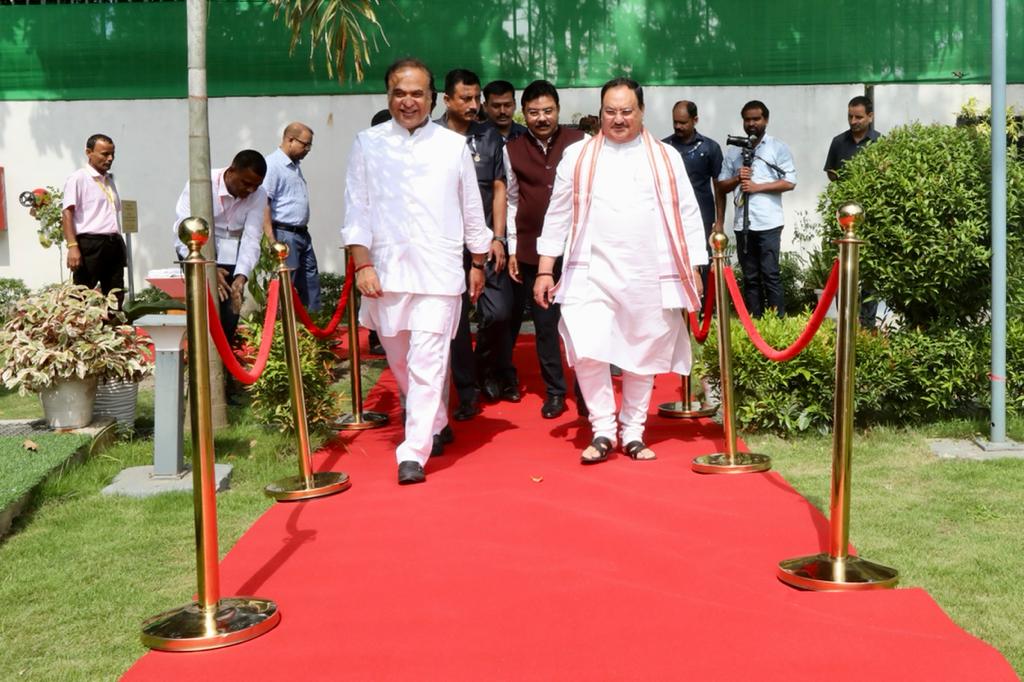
top-left (700, 315), bottom-right (988, 434)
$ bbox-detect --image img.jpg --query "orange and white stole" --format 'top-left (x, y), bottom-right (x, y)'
top-left (563, 129), bottom-right (700, 310)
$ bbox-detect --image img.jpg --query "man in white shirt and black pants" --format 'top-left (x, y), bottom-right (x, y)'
top-left (342, 58), bottom-right (491, 485)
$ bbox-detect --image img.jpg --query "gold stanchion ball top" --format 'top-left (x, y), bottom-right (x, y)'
top-left (709, 230), bottom-right (729, 254)
top-left (178, 217), bottom-right (210, 251)
top-left (837, 202), bottom-right (865, 233)
top-left (271, 241), bottom-right (290, 262)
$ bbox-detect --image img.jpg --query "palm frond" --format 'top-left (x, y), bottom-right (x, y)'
top-left (267, 0), bottom-right (388, 83)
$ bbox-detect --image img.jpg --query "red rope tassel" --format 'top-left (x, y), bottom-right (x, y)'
top-left (206, 278), bottom-right (280, 384)
top-left (723, 260), bottom-right (840, 362)
top-left (291, 257), bottom-right (355, 339)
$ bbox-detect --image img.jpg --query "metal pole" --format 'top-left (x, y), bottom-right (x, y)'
top-left (265, 242), bottom-right (351, 501)
top-left (692, 232), bottom-right (771, 474)
top-left (141, 218), bottom-right (280, 651)
top-left (990, 0), bottom-right (1007, 443)
top-left (335, 280), bottom-right (388, 430)
top-left (658, 312), bottom-right (717, 419)
top-left (777, 203), bottom-right (898, 591)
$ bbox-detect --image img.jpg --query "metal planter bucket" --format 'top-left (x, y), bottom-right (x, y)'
top-left (39, 376), bottom-right (98, 429)
top-left (93, 378), bottom-right (140, 433)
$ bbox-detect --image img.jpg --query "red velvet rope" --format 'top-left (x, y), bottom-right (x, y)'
top-left (723, 260), bottom-right (840, 362)
top-left (687, 275), bottom-right (715, 344)
top-left (206, 278), bottom-right (280, 385)
top-left (292, 257), bottom-right (354, 339)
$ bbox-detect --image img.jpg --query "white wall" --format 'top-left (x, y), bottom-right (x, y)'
top-left (1, 83), bottom-right (1021, 292)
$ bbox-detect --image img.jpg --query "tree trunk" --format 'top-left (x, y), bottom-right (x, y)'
top-left (187, 0), bottom-right (228, 428)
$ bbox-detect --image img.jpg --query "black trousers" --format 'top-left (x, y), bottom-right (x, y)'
top-left (215, 264), bottom-right (240, 344)
top-left (508, 260), bottom-right (567, 398)
top-left (73, 233), bottom-right (126, 307)
top-left (734, 226), bottom-right (785, 318)
top-left (450, 256), bottom-right (515, 406)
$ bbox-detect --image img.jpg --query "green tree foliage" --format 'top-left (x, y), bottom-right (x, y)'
top-left (818, 122), bottom-right (1024, 329)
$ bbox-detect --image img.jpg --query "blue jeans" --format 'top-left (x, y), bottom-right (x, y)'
top-left (274, 228), bottom-right (321, 312)
top-left (734, 226), bottom-right (784, 318)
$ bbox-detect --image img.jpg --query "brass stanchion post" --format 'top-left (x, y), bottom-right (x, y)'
top-left (335, 268), bottom-right (388, 431)
top-left (141, 218), bottom-right (280, 651)
top-left (777, 202), bottom-right (898, 590)
top-left (659, 312), bottom-right (718, 418)
top-left (691, 232), bottom-right (772, 474)
top-left (265, 242), bottom-right (352, 501)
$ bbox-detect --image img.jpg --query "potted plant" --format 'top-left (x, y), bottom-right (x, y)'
top-left (0, 284), bottom-right (153, 429)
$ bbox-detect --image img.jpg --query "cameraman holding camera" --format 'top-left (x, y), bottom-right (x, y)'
top-left (717, 100), bottom-right (796, 318)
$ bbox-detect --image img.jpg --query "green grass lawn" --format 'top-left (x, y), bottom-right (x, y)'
top-left (747, 416), bottom-right (1024, 676)
top-left (0, 380), bottom-right (1021, 679)
top-left (0, 433), bottom-right (91, 510)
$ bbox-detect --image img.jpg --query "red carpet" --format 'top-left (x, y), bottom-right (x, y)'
top-left (125, 338), bottom-right (1016, 680)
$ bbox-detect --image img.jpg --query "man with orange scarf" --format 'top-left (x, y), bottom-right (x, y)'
top-left (534, 78), bottom-right (706, 464)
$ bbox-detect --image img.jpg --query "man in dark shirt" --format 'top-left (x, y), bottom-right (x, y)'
top-left (824, 95), bottom-right (880, 181)
top-left (505, 80), bottom-right (586, 419)
top-left (483, 80), bottom-right (528, 142)
top-left (435, 68), bottom-right (513, 420)
top-left (663, 100), bottom-right (723, 286)
top-left (824, 95), bottom-right (881, 327)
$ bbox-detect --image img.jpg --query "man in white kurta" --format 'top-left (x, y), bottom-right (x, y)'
top-left (535, 78), bottom-right (707, 463)
top-left (342, 59), bottom-right (492, 485)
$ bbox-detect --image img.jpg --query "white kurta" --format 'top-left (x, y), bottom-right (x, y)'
top-left (341, 119), bottom-right (492, 338)
top-left (536, 134), bottom-right (708, 376)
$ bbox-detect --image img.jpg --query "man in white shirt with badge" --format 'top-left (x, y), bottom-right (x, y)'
top-left (342, 58), bottom-right (491, 486)
top-left (174, 149), bottom-right (267, 342)
top-left (534, 78), bottom-right (706, 465)
top-left (61, 133), bottom-right (127, 307)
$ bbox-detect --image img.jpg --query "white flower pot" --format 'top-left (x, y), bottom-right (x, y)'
top-left (93, 378), bottom-right (140, 432)
top-left (39, 376), bottom-right (98, 429)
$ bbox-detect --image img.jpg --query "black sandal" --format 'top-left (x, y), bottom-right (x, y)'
top-left (581, 436), bottom-right (614, 465)
top-left (624, 440), bottom-right (656, 461)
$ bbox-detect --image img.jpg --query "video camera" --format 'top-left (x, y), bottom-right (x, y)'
top-left (726, 134), bottom-right (758, 167)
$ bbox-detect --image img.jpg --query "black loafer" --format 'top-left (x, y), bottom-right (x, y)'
top-left (397, 461), bottom-right (426, 485)
top-left (430, 426), bottom-right (455, 457)
top-left (481, 378), bottom-right (501, 403)
top-left (501, 384), bottom-right (522, 403)
top-left (453, 400), bottom-right (481, 421)
top-left (541, 395), bottom-right (567, 419)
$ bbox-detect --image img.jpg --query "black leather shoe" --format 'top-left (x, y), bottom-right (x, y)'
top-left (397, 461), bottom-right (426, 485)
top-left (481, 378), bottom-right (501, 403)
top-left (500, 384), bottom-right (522, 403)
top-left (541, 395), bottom-right (567, 419)
top-left (439, 425), bottom-right (454, 444)
top-left (453, 400), bottom-right (481, 421)
top-left (430, 426), bottom-right (454, 457)
top-left (368, 342), bottom-right (385, 356)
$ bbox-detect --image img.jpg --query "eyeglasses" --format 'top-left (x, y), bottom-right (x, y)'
top-left (291, 137), bottom-right (313, 149)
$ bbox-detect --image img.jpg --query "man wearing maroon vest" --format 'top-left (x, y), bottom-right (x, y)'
top-left (505, 80), bottom-right (586, 419)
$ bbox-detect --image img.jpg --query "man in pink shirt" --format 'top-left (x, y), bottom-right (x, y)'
top-left (61, 133), bottom-right (126, 306)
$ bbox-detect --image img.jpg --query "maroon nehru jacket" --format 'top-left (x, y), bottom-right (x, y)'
top-left (506, 125), bottom-right (586, 264)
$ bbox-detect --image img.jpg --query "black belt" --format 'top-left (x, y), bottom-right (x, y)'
top-left (78, 232), bottom-right (122, 240)
top-left (273, 222), bottom-right (308, 233)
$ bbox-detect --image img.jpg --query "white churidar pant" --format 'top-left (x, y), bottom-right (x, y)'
top-left (379, 328), bottom-right (451, 466)
top-left (574, 358), bottom-right (655, 446)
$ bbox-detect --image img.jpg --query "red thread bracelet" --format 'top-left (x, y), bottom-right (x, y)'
top-left (354, 263), bottom-right (375, 274)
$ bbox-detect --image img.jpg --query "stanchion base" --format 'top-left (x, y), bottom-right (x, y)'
top-left (334, 411), bottom-right (389, 431)
top-left (691, 452), bottom-right (772, 474)
top-left (265, 471), bottom-right (351, 501)
top-left (140, 597), bottom-right (280, 652)
top-left (657, 401), bottom-right (718, 419)
top-left (777, 553), bottom-right (899, 592)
